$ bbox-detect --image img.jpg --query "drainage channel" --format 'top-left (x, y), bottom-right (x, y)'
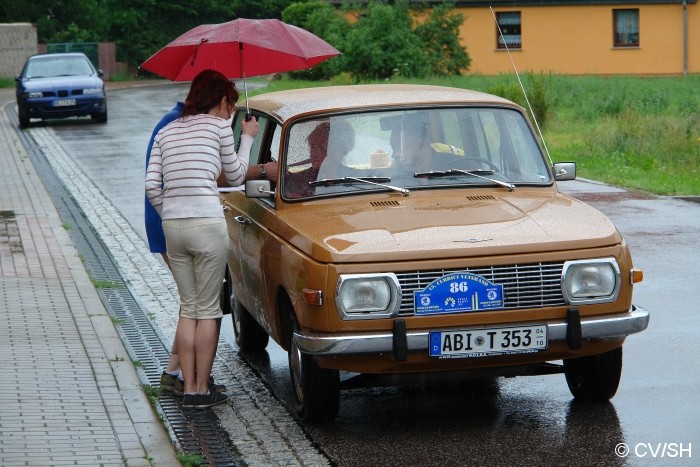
top-left (15, 121), bottom-right (241, 466)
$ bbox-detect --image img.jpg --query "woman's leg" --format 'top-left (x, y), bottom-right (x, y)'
top-left (194, 318), bottom-right (220, 394)
top-left (175, 317), bottom-right (197, 394)
top-left (163, 219), bottom-right (198, 394)
top-left (191, 218), bottom-right (228, 394)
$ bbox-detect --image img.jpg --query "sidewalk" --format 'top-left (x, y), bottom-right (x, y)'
top-left (0, 90), bottom-right (179, 466)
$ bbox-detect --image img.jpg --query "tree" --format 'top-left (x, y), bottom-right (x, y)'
top-left (414, 3), bottom-right (470, 76)
top-left (282, 1), bottom-right (350, 80)
top-left (234, 0), bottom-right (296, 19)
top-left (282, 0), bottom-right (470, 81)
top-left (0, 0), bottom-right (107, 43)
top-left (104, 0), bottom-right (236, 71)
top-left (344, 1), bottom-right (429, 80)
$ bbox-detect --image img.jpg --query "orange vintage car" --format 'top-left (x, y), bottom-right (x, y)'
top-left (220, 84), bottom-right (649, 422)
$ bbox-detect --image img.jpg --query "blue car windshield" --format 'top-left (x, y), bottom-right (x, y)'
top-left (25, 56), bottom-right (95, 79)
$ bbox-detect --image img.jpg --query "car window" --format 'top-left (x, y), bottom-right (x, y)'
top-left (269, 124), bottom-right (281, 162)
top-left (233, 112), bottom-right (269, 166)
top-left (25, 56), bottom-right (95, 79)
top-left (282, 107), bottom-right (551, 199)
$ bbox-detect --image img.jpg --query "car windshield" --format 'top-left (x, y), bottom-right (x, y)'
top-left (282, 107), bottom-right (551, 199)
top-left (25, 56), bottom-right (95, 79)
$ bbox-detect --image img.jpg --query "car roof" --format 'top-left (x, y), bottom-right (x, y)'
top-left (245, 84), bottom-right (516, 123)
top-left (29, 52), bottom-right (90, 60)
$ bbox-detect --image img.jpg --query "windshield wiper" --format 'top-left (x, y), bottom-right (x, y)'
top-left (309, 176), bottom-right (410, 196)
top-left (414, 169), bottom-right (515, 191)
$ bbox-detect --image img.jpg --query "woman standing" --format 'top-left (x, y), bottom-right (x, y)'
top-left (146, 69), bottom-right (259, 408)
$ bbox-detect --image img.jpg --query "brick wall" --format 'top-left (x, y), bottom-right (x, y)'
top-left (0, 23), bottom-right (37, 78)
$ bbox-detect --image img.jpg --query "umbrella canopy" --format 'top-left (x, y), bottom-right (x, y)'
top-left (139, 18), bottom-right (341, 81)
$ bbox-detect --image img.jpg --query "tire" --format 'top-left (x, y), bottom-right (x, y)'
top-left (222, 269), bottom-right (269, 352)
top-left (564, 347), bottom-right (622, 402)
top-left (233, 300), bottom-right (269, 352)
top-left (92, 108), bottom-right (108, 123)
top-left (288, 314), bottom-right (340, 422)
top-left (18, 103), bottom-right (30, 129)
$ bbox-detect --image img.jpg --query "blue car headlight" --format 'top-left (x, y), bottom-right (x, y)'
top-left (83, 87), bottom-right (103, 96)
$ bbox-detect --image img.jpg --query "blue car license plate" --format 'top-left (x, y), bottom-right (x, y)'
top-left (53, 99), bottom-right (76, 107)
top-left (429, 324), bottom-right (547, 358)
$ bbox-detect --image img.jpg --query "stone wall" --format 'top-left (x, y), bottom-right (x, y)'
top-left (0, 23), bottom-right (37, 78)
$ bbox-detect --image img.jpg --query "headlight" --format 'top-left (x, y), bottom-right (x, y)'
top-left (27, 91), bottom-right (43, 98)
top-left (83, 87), bottom-right (103, 95)
top-left (562, 258), bottom-right (621, 304)
top-left (336, 273), bottom-right (400, 319)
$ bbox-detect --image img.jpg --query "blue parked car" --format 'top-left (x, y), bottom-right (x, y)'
top-left (15, 52), bottom-right (107, 129)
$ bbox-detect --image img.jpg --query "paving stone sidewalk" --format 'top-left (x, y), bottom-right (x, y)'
top-left (0, 90), bottom-right (179, 466)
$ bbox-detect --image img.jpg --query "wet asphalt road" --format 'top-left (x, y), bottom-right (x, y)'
top-left (19, 84), bottom-right (700, 466)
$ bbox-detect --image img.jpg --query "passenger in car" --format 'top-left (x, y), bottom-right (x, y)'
top-left (284, 121), bottom-right (329, 198)
top-left (315, 119), bottom-right (357, 193)
top-left (387, 115), bottom-right (433, 174)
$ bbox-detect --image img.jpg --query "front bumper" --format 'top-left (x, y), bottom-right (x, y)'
top-left (294, 305), bottom-right (649, 356)
top-left (25, 97), bottom-right (106, 119)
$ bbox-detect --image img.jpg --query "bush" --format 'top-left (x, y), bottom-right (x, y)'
top-left (283, 1), bottom-right (350, 80)
top-left (488, 72), bottom-right (550, 129)
top-left (282, 0), bottom-right (470, 81)
top-left (414, 3), bottom-right (470, 76)
top-left (344, 1), bottom-right (429, 80)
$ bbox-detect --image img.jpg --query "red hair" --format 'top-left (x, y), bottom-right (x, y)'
top-left (181, 69), bottom-right (239, 117)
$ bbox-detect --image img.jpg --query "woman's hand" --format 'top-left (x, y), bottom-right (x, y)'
top-left (241, 116), bottom-right (260, 137)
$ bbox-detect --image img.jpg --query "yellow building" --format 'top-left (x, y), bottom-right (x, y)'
top-left (337, 0), bottom-right (698, 75)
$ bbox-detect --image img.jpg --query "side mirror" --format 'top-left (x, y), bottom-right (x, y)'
top-left (553, 162), bottom-right (576, 181)
top-left (245, 179), bottom-right (274, 198)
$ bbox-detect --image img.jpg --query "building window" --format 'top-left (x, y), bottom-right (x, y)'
top-left (614, 9), bottom-right (639, 47)
top-left (497, 11), bottom-right (521, 49)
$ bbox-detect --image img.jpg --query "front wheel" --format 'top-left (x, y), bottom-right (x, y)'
top-left (18, 103), bottom-right (30, 129)
top-left (221, 268), bottom-right (268, 352)
top-left (92, 108), bottom-right (108, 124)
top-left (288, 314), bottom-right (340, 422)
top-left (564, 347), bottom-right (622, 401)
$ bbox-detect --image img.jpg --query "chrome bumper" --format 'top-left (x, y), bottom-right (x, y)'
top-left (293, 305), bottom-right (650, 357)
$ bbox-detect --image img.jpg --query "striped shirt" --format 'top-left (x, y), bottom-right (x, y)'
top-left (145, 114), bottom-right (253, 220)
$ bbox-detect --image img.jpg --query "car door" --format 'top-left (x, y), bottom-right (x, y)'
top-left (224, 112), bottom-right (279, 332)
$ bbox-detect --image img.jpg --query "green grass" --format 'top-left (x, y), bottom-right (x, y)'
top-left (249, 74), bottom-right (700, 196)
top-left (177, 453), bottom-right (206, 466)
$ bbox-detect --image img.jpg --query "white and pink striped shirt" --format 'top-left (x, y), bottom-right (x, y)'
top-left (145, 114), bottom-right (253, 220)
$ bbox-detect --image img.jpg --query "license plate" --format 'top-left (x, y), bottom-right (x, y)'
top-left (53, 99), bottom-right (76, 107)
top-left (429, 324), bottom-right (547, 358)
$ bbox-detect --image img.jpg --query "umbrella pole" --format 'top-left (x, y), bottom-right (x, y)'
top-left (240, 42), bottom-right (251, 121)
top-left (244, 78), bottom-right (251, 121)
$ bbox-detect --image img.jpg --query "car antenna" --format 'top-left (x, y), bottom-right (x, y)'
top-left (490, 6), bottom-right (553, 165)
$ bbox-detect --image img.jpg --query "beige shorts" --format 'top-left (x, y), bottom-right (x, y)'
top-left (163, 217), bottom-right (227, 320)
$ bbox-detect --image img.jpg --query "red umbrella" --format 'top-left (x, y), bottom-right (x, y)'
top-left (140, 18), bottom-right (341, 81)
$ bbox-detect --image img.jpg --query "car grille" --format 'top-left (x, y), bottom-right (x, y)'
top-left (43, 90), bottom-right (84, 97)
top-left (395, 262), bottom-right (565, 315)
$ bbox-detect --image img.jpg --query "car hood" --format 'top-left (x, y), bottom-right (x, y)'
top-left (275, 190), bottom-right (622, 263)
top-left (21, 75), bottom-right (103, 92)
